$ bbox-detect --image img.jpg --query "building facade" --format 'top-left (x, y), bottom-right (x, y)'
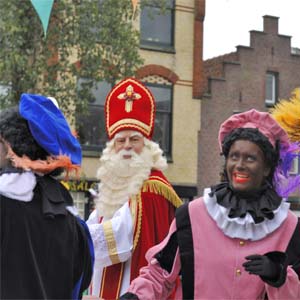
top-left (198, 15), bottom-right (300, 212)
top-left (70, 0), bottom-right (205, 218)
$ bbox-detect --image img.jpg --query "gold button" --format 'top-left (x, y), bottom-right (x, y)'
top-left (236, 269), bottom-right (242, 276)
top-left (239, 240), bottom-right (245, 246)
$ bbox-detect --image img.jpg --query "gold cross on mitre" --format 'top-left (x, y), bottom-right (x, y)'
top-left (117, 84), bottom-right (141, 112)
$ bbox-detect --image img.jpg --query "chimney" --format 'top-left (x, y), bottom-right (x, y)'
top-left (263, 15), bottom-right (279, 35)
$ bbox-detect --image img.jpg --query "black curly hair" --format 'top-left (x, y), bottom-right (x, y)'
top-left (0, 106), bottom-right (48, 161)
top-left (221, 128), bottom-right (280, 184)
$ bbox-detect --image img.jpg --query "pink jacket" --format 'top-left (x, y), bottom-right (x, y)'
top-left (127, 197), bottom-right (300, 299)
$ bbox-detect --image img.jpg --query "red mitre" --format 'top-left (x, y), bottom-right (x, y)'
top-left (105, 77), bottom-right (156, 139)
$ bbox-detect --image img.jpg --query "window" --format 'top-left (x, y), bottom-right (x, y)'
top-left (287, 157), bottom-right (300, 211)
top-left (288, 196), bottom-right (300, 211)
top-left (145, 83), bottom-right (172, 157)
top-left (265, 72), bottom-right (278, 107)
top-left (290, 156), bottom-right (299, 175)
top-left (76, 79), bottom-right (112, 152)
top-left (79, 0), bottom-right (103, 33)
top-left (140, 0), bottom-right (175, 51)
top-left (76, 79), bottom-right (173, 157)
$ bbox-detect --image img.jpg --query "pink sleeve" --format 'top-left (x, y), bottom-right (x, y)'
top-left (266, 267), bottom-right (300, 299)
top-left (127, 220), bottom-right (181, 300)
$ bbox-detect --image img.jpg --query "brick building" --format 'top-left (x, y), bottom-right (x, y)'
top-left (198, 15), bottom-right (300, 209)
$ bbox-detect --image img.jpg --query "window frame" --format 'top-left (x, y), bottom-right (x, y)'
top-left (140, 0), bottom-right (175, 52)
top-left (287, 157), bottom-right (300, 211)
top-left (76, 79), bottom-right (112, 155)
top-left (289, 156), bottom-right (299, 175)
top-left (265, 72), bottom-right (278, 107)
top-left (144, 82), bottom-right (173, 159)
top-left (76, 79), bottom-right (174, 159)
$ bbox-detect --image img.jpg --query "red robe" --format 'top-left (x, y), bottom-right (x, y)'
top-left (99, 169), bottom-right (182, 299)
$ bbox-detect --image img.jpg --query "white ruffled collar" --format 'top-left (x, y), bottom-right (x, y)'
top-left (0, 171), bottom-right (37, 202)
top-left (203, 188), bottom-right (290, 241)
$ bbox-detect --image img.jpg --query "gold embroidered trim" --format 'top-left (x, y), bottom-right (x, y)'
top-left (99, 263), bottom-right (124, 299)
top-left (102, 220), bottom-right (120, 264)
top-left (117, 84), bottom-right (142, 112)
top-left (148, 175), bottom-right (172, 187)
top-left (132, 193), bottom-right (143, 250)
top-left (116, 263), bottom-right (124, 297)
top-left (130, 195), bottom-right (137, 234)
top-left (109, 118), bottom-right (151, 136)
top-left (142, 180), bottom-right (183, 208)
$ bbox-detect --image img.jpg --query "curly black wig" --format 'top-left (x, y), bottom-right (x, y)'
top-left (0, 106), bottom-right (48, 161)
top-left (221, 128), bottom-right (280, 184)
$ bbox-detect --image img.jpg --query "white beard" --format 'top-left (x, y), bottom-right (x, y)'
top-left (95, 147), bottom-right (154, 218)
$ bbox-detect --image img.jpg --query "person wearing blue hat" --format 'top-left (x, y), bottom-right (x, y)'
top-left (0, 94), bottom-right (94, 299)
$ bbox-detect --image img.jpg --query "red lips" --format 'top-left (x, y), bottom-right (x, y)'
top-left (233, 172), bottom-right (250, 183)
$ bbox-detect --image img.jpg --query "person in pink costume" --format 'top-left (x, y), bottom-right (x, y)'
top-left (120, 109), bottom-right (300, 300)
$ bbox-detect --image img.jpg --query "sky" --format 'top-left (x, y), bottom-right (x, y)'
top-left (204, 0), bottom-right (300, 60)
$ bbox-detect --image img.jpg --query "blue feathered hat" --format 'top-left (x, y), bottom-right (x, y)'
top-left (19, 93), bottom-right (82, 165)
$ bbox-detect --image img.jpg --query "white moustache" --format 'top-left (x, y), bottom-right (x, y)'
top-left (118, 149), bottom-right (137, 158)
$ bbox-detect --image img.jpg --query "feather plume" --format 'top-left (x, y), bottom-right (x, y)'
top-left (271, 88), bottom-right (300, 142)
top-left (5, 142), bottom-right (80, 178)
top-left (274, 142), bottom-right (300, 197)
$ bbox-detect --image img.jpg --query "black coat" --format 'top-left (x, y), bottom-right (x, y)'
top-left (0, 175), bottom-right (93, 299)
